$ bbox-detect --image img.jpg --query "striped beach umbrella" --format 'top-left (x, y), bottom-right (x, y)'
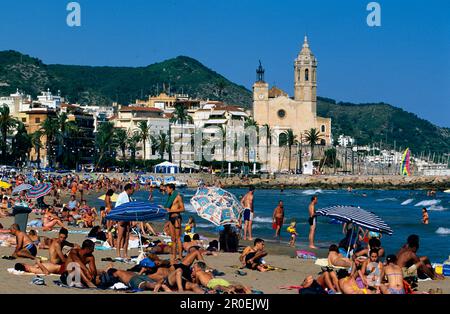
top-left (27, 183), bottom-right (52, 199)
top-left (12, 183), bottom-right (33, 195)
top-left (316, 205), bottom-right (393, 235)
top-left (190, 187), bottom-right (244, 226)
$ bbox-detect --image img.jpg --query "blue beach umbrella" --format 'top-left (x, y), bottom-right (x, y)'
top-left (105, 201), bottom-right (166, 222)
top-left (27, 183), bottom-right (52, 199)
top-left (106, 201), bottom-right (166, 253)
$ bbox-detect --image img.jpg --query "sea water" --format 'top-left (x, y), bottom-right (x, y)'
top-left (89, 188), bottom-right (450, 263)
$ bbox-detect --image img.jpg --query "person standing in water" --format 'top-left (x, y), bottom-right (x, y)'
top-left (308, 195), bottom-right (318, 249)
top-left (272, 200), bottom-right (284, 239)
top-left (164, 184), bottom-right (185, 262)
top-left (422, 208), bottom-right (429, 224)
top-left (241, 186), bottom-right (255, 241)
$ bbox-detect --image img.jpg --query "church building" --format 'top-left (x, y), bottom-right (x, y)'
top-left (252, 36), bottom-right (332, 172)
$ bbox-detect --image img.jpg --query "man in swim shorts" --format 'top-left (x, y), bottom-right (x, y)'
top-left (164, 184), bottom-right (185, 263)
top-left (272, 200), bottom-right (284, 239)
top-left (308, 195), bottom-right (318, 249)
top-left (241, 186), bottom-right (255, 241)
top-left (108, 268), bottom-right (171, 292)
top-left (10, 224), bottom-right (37, 259)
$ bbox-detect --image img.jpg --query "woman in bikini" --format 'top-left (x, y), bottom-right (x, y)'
top-left (362, 249), bottom-right (383, 292)
top-left (380, 255), bottom-right (406, 294)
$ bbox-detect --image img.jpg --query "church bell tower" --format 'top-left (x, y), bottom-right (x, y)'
top-left (294, 36), bottom-right (317, 113)
top-left (253, 60), bottom-right (269, 122)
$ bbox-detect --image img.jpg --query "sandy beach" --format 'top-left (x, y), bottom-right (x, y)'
top-left (0, 209), bottom-right (448, 294)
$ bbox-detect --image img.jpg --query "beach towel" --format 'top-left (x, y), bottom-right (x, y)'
top-left (314, 258), bottom-right (346, 270)
top-left (164, 191), bottom-right (179, 208)
top-left (27, 220), bottom-right (43, 228)
top-left (296, 250), bottom-right (317, 260)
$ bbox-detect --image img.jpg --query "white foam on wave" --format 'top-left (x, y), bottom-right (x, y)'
top-left (376, 198), bottom-right (397, 202)
top-left (184, 203), bottom-right (197, 213)
top-left (302, 189), bottom-right (323, 195)
top-left (435, 227), bottom-right (450, 235)
top-left (253, 216), bottom-right (273, 223)
top-left (414, 200), bottom-right (441, 207)
top-left (427, 205), bottom-right (447, 211)
top-left (401, 199), bottom-right (414, 205)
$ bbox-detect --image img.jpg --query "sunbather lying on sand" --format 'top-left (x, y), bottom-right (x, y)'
top-left (14, 259), bottom-right (62, 275)
top-left (191, 261), bottom-right (252, 294)
top-left (106, 268), bottom-right (171, 292)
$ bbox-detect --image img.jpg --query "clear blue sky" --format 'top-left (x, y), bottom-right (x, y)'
top-left (0, 0), bottom-right (449, 127)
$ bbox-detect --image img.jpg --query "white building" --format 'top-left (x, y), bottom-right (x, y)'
top-left (0, 89), bottom-right (32, 116)
top-left (36, 89), bottom-right (64, 109)
top-left (114, 106), bottom-right (170, 160)
top-left (338, 134), bottom-right (355, 147)
top-left (193, 102), bottom-right (249, 162)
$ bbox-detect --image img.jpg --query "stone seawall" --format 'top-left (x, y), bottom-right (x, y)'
top-left (172, 174), bottom-right (449, 190)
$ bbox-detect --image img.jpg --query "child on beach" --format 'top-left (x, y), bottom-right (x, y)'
top-left (287, 221), bottom-right (298, 247)
top-left (185, 216), bottom-right (196, 235)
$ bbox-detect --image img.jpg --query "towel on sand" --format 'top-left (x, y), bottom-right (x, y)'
top-left (314, 258), bottom-right (347, 269)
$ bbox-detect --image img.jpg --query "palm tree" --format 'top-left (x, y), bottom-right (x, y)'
top-left (127, 132), bottom-right (140, 168)
top-left (0, 105), bottom-right (18, 161)
top-left (244, 118), bottom-right (258, 163)
top-left (151, 132), bottom-right (169, 160)
top-left (282, 129), bottom-right (298, 172)
top-left (12, 122), bottom-right (31, 167)
top-left (94, 122), bottom-right (116, 168)
top-left (56, 112), bottom-right (77, 167)
top-left (171, 104), bottom-right (193, 169)
top-left (218, 125), bottom-right (227, 173)
top-left (261, 124), bottom-right (272, 168)
top-left (40, 116), bottom-right (61, 167)
top-left (31, 130), bottom-right (43, 168)
top-left (137, 121), bottom-right (150, 161)
top-left (114, 128), bottom-right (128, 162)
top-left (304, 128), bottom-right (323, 161)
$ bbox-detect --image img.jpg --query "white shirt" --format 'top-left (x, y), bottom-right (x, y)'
top-left (116, 191), bottom-right (131, 207)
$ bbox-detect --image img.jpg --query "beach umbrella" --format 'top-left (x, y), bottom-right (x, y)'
top-left (27, 183), bottom-right (52, 199)
top-left (0, 181), bottom-right (11, 189)
top-left (105, 201), bottom-right (166, 253)
top-left (316, 205), bottom-right (393, 257)
top-left (12, 183), bottom-right (33, 195)
top-left (190, 187), bottom-right (244, 226)
top-left (316, 205), bottom-right (393, 235)
top-left (98, 193), bottom-right (119, 202)
top-left (105, 201), bottom-right (166, 222)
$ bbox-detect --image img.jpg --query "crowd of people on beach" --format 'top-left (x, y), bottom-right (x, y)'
top-left (0, 171), bottom-right (447, 294)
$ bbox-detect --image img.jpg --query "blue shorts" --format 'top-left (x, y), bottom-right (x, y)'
top-left (243, 208), bottom-right (252, 222)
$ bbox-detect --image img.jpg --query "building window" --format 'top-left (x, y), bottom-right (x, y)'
top-left (305, 69), bottom-right (309, 81)
top-left (22, 118), bottom-right (26, 122)
top-left (277, 109), bottom-right (286, 119)
top-left (35, 118), bottom-right (40, 124)
top-left (321, 125), bottom-right (325, 133)
top-left (320, 139), bottom-right (326, 146)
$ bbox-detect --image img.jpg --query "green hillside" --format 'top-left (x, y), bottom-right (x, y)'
top-left (317, 97), bottom-right (450, 155)
top-left (0, 50), bottom-right (448, 155)
top-left (0, 50), bottom-right (252, 107)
